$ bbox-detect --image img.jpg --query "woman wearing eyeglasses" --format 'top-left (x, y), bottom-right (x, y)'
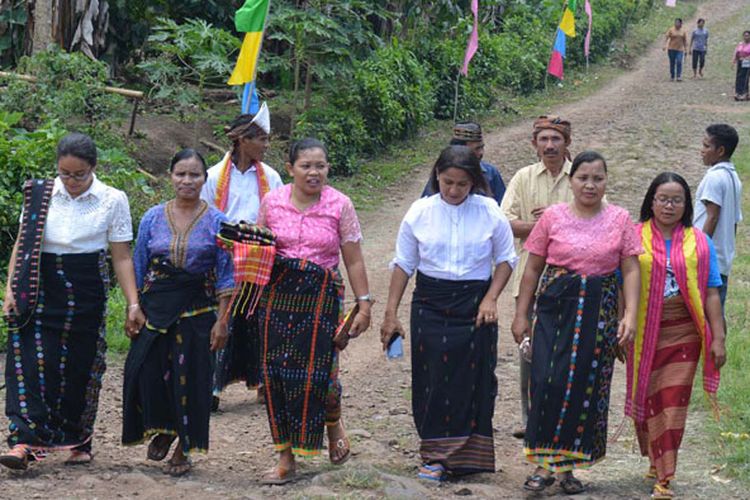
top-left (1, 133), bottom-right (143, 470)
top-left (626, 172), bottom-right (725, 500)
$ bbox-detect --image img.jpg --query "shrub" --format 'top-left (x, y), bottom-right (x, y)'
top-left (0, 46), bottom-right (129, 141)
top-left (351, 41), bottom-right (435, 145)
top-left (295, 94), bottom-right (370, 176)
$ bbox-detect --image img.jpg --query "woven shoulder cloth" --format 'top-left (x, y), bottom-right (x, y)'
top-left (9, 179), bottom-right (55, 327)
top-left (218, 221), bottom-right (276, 318)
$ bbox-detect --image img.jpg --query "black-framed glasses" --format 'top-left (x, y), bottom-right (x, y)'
top-left (58, 169), bottom-right (92, 181)
top-left (655, 196), bottom-right (685, 207)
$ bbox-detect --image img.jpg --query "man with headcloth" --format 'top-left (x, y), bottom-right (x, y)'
top-left (422, 121), bottom-right (506, 203)
top-left (201, 102), bottom-right (284, 411)
top-left (500, 115), bottom-right (574, 439)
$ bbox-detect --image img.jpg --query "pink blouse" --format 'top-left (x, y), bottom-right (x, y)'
top-left (734, 42), bottom-right (750, 63)
top-left (257, 184), bottom-right (362, 269)
top-left (524, 202), bottom-right (642, 276)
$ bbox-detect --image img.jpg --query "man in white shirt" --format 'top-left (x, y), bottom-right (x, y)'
top-left (200, 103), bottom-right (283, 410)
top-left (693, 123), bottom-right (743, 311)
top-left (500, 116), bottom-right (574, 439)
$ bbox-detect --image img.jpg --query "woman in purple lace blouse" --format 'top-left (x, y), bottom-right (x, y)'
top-left (122, 149), bottom-right (233, 476)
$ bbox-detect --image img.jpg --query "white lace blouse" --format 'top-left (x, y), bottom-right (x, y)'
top-left (391, 193), bottom-right (518, 281)
top-left (40, 176), bottom-right (133, 254)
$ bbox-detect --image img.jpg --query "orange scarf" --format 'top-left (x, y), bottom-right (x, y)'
top-left (214, 152), bottom-right (270, 214)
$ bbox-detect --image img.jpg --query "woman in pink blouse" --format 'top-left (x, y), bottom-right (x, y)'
top-left (511, 151), bottom-right (642, 495)
top-left (733, 30), bottom-right (750, 100)
top-left (256, 138), bottom-right (371, 484)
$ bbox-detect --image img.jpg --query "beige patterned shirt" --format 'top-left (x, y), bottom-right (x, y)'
top-left (500, 160), bottom-right (574, 297)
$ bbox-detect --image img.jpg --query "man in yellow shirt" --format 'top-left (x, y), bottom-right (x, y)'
top-left (664, 18), bottom-right (689, 81)
top-left (500, 116), bottom-right (574, 439)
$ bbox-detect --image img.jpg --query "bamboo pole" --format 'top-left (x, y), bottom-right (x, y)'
top-left (0, 71), bottom-right (144, 99)
top-left (0, 70), bottom-right (144, 135)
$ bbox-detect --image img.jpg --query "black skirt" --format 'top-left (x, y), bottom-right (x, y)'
top-left (4, 252), bottom-right (109, 452)
top-left (410, 272), bottom-right (497, 474)
top-left (122, 263), bottom-right (216, 455)
top-left (524, 267), bottom-right (619, 472)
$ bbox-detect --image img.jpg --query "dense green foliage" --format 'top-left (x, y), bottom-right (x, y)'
top-left (0, 49), bottom-right (156, 270)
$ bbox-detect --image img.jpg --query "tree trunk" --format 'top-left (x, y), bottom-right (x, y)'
top-left (303, 60), bottom-right (314, 111)
top-left (31, 0), bottom-right (55, 53)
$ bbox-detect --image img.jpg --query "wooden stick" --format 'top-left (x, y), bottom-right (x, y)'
top-left (0, 71), bottom-right (144, 100)
top-left (199, 139), bottom-right (225, 154)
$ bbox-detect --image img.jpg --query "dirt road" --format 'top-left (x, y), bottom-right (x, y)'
top-left (2, 1), bottom-right (748, 498)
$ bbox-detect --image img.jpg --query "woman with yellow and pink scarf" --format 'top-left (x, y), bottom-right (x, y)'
top-left (627, 172), bottom-right (726, 500)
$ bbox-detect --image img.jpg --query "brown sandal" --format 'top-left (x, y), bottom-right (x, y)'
top-left (0, 445), bottom-right (30, 470)
top-left (261, 465), bottom-right (296, 485)
top-left (327, 421), bottom-right (351, 465)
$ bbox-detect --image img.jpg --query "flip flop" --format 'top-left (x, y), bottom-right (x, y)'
top-left (523, 473), bottom-right (555, 491)
top-left (147, 434), bottom-right (177, 461)
top-left (327, 421), bottom-right (351, 465)
top-left (64, 450), bottom-right (93, 466)
top-left (560, 475), bottom-right (586, 495)
top-left (651, 482), bottom-right (674, 499)
top-left (261, 465), bottom-right (296, 485)
top-left (418, 463), bottom-right (446, 482)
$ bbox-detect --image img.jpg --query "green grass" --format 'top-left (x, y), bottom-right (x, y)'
top-left (705, 136), bottom-right (750, 481)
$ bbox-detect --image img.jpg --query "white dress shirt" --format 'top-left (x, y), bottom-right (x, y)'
top-left (200, 153), bottom-right (284, 223)
top-left (41, 175), bottom-right (133, 254)
top-left (392, 193), bottom-right (518, 281)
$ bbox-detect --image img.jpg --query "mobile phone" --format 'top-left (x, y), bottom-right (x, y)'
top-left (387, 333), bottom-right (403, 359)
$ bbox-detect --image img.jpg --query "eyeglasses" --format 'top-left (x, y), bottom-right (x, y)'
top-left (655, 196), bottom-right (685, 207)
top-left (58, 169), bottom-right (92, 181)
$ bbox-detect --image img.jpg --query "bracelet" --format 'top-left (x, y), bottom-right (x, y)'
top-left (356, 294), bottom-right (372, 303)
top-left (128, 303), bottom-right (140, 310)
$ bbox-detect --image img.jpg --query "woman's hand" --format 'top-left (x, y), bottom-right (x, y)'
top-left (510, 315), bottom-right (530, 345)
top-left (710, 336), bottom-right (727, 369)
top-left (125, 304), bottom-right (146, 339)
top-left (380, 312), bottom-right (405, 351)
top-left (348, 304), bottom-right (371, 339)
top-left (210, 319), bottom-right (229, 352)
top-left (2, 289), bottom-right (17, 316)
top-left (617, 314), bottom-right (636, 346)
top-left (475, 296), bottom-right (498, 327)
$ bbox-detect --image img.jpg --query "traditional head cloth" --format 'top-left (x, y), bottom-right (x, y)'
top-left (453, 122), bottom-right (483, 142)
top-left (224, 102), bottom-right (271, 142)
top-left (216, 102), bottom-right (272, 213)
top-left (532, 115), bottom-right (572, 143)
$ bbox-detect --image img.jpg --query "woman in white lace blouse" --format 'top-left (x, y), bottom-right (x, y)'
top-left (1, 133), bottom-right (143, 470)
top-left (380, 145), bottom-right (517, 482)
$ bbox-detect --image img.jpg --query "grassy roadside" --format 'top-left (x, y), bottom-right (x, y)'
top-left (708, 139), bottom-right (750, 481)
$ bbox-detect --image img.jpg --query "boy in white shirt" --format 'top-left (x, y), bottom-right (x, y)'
top-left (693, 123), bottom-right (742, 311)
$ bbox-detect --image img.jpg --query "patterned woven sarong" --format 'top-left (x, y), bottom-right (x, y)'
top-left (411, 272), bottom-right (498, 473)
top-left (259, 257), bottom-right (342, 456)
top-left (524, 267), bottom-right (619, 472)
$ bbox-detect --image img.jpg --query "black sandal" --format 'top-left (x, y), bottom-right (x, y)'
top-left (523, 473), bottom-right (555, 491)
top-left (147, 434), bottom-right (177, 461)
top-left (560, 475), bottom-right (586, 495)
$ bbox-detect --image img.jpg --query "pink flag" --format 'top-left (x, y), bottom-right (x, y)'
top-left (584, 0), bottom-right (593, 58)
top-left (665, 0), bottom-right (676, 6)
top-left (548, 51), bottom-right (564, 79)
top-left (461, 0), bottom-right (479, 76)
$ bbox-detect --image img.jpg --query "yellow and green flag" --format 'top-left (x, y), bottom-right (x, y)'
top-left (228, 0), bottom-right (270, 113)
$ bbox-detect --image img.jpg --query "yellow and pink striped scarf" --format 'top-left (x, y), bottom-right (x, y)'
top-left (214, 152), bottom-right (270, 213)
top-left (626, 221), bottom-right (720, 423)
